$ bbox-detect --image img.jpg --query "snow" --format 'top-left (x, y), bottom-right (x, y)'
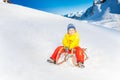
top-left (0, 3), bottom-right (120, 80)
top-left (79, 0), bottom-right (120, 31)
top-left (63, 0), bottom-right (120, 32)
top-left (64, 11), bottom-right (84, 18)
top-left (118, 0), bottom-right (120, 3)
top-left (97, 4), bottom-right (102, 12)
top-left (83, 0), bottom-right (120, 18)
top-left (90, 8), bottom-right (120, 31)
top-left (0, 0), bottom-right (3, 3)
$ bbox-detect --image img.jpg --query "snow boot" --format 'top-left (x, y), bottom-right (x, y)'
top-left (78, 62), bottom-right (85, 68)
top-left (47, 58), bottom-right (56, 64)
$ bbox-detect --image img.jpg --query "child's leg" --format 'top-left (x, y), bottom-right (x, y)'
top-left (75, 46), bottom-right (84, 64)
top-left (50, 46), bottom-right (65, 62)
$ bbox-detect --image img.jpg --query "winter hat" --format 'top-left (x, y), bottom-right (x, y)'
top-left (67, 23), bottom-right (76, 31)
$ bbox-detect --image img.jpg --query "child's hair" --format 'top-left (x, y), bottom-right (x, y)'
top-left (67, 24), bottom-right (76, 31)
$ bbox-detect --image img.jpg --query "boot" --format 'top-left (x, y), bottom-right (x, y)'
top-left (78, 62), bottom-right (85, 68)
top-left (47, 58), bottom-right (56, 64)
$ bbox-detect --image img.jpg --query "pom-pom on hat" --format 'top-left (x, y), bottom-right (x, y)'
top-left (67, 23), bottom-right (76, 31)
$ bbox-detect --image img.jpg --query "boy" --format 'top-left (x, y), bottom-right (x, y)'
top-left (47, 24), bottom-right (85, 68)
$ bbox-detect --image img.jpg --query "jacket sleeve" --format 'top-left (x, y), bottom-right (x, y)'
top-left (62, 34), bottom-right (68, 48)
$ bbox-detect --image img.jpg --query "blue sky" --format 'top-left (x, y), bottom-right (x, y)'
top-left (11, 0), bottom-right (93, 15)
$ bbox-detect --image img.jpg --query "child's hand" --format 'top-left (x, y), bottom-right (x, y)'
top-left (65, 47), bottom-right (69, 53)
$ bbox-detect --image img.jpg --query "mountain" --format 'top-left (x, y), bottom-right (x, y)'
top-left (64, 11), bottom-right (84, 19)
top-left (81, 0), bottom-right (120, 31)
top-left (80, 0), bottom-right (120, 20)
top-left (0, 2), bottom-right (120, 80)
top-left (64, 0), bottom-right (120, 31)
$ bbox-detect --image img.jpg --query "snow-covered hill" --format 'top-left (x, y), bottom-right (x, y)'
top-left (0, 3), bottom-right (120, 80)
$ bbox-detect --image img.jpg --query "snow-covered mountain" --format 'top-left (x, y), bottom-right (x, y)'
top-left (64, 0), bottom-right (120, 31)
top-left (0, 2), bottom-right (120, 80)
top-left (81, 0), bottom-right (120, 31)
top-left (64, 11), bottom-right (84, 19)
top-left (81, 0), bottom-right (120, 19)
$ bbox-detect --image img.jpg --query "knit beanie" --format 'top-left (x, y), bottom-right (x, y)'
top-left (67, 24), bottom-right (76, 31)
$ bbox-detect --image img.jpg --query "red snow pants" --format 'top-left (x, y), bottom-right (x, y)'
top-left (50, 46), bottom-right (84, 63)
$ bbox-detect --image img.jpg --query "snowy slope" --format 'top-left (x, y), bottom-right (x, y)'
top-left (0, 3), bottom-right (120, 80)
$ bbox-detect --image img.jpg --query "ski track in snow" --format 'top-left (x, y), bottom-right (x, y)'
top-left (0, 3), bottom-right (120, 80)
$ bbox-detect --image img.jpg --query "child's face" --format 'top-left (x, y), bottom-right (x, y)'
top-left (68, 28), bottom-right (76, 35)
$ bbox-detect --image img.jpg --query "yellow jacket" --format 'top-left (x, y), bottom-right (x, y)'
top-left (62, 32), bottom-right (80, 50)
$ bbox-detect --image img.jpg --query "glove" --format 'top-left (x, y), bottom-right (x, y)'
top-left (65, 47), bottom-right (69, 53)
